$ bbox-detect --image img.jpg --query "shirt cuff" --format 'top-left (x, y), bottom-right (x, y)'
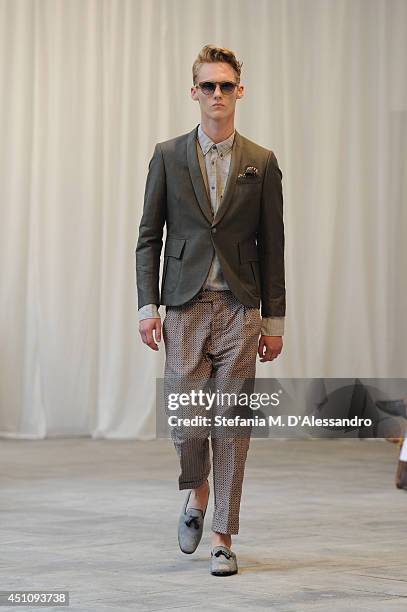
top-left (261, 316), bottom-right (285, 336)
top-left (138, 304), bottom-right (160, 320)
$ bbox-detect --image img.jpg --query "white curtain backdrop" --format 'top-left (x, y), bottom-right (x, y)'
top-left (0, 0), bottom-right (406, 439)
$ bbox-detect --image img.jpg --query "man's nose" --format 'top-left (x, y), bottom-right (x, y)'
top-left (213, 84), bottom-right (223, 96)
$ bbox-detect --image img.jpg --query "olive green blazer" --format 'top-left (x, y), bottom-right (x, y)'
top-left (135, 124), bottom-right (285, 318)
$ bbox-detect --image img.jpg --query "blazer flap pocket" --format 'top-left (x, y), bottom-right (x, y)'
top-left (164, 237), bottom-right (186, 259)
top-left (239, 239), bottom-right (259, 263)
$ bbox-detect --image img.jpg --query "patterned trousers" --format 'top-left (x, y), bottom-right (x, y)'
top-left (162, 289), bottom-right (261, 534)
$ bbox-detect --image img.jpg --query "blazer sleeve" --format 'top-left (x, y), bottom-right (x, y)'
top-left (135, 143), bottom-right (166, 310)
top-left (257, 150), bottom-right (286, 318)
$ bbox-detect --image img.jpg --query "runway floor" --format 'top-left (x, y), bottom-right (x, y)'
top-left (0, 438), bottom-right (406, 611)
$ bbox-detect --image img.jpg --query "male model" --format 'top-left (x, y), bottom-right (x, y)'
top-left (136, 45), bottom-right (285, 576)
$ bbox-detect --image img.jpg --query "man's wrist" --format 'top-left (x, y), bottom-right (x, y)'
top-left (138, 304), bottom-right (160, 321)
top-left (261, 316), bottom-right (285, 336)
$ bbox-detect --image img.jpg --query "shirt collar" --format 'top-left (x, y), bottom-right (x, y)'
top-left (197, 123), bottom-right (235, 156)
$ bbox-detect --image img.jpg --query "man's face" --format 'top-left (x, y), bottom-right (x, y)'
top-left (190, 62), bottom-right (244, 122)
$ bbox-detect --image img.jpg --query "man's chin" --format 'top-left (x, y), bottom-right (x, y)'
top-left (207, 110), bottom-right (230, 120)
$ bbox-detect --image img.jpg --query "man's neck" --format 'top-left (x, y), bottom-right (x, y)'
top-left (199, 117), bottom-right (235, 144)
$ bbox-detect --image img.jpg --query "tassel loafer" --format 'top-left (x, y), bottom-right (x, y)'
top-left (210, 545), bottom-right (238, 576)
top-left (178, 485), bottom-right (209, 554)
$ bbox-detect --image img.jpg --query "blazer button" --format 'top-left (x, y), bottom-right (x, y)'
top-left (212, 227), bottom-right (217, 233)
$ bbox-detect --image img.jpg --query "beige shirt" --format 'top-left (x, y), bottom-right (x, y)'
top-left (138, 124), bottom-right (285, 336)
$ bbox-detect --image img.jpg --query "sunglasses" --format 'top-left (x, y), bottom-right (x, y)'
top-left (195, 81), bottom-right (238, 96)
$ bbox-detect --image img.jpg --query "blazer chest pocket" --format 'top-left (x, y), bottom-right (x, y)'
top-left (162, 237), bottom-right (186, 293)
top-left (238, 239), bottom-right (260, 296)
top-left (236, 176), bottom-right (263, 185)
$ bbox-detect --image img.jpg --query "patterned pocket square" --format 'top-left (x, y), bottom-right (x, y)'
top-left (238, 166), bottom-right (260, 179)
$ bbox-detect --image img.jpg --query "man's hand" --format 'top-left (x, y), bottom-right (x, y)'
top-left (258, 335), bottom-right (283, 362)
top-left (139, 317), bottom-right (162, 351)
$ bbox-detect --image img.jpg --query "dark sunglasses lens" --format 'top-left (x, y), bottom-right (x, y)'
top-left (220, 82), bottom-right (236, 94)
top-left (201, 82), bottom-right (216, 94)
top-left (199, 81), bottom-right (237, 95)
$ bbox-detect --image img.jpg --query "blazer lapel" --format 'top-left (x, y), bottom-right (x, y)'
top-left (196, 139), bottom-right (210, 201)
top-left (213, 130), bottom-right (242, 225)
top-left (187, 124), bottom-right (243, 226)
top-left (187, 125), bottom-right (213, 223)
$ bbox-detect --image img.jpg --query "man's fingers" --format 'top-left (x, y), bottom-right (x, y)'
top-left (144, 327), bottom-right (158, 350)
top-left (258, 337), bottom-right (283, 362)
top-left (259, 343), bottom-right (271, 362)
top-left (139, 318), bottom-right (161, 350)
top-left (258, 337), bottom-right (266, 358)
top-left (154, 320), bottom-right (162, 342)
top-left (260, 347), bottom-right (276, 362)
top-left (265, 349), bottom-right (275, 360)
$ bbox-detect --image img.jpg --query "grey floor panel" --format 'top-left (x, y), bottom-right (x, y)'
top-left (0, 438), bottom-right (406, 611)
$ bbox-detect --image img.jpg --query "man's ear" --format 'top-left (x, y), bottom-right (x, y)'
top-left (237, 84), bottom-right (244, 100)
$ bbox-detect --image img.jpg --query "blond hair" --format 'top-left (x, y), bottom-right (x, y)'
top-left (192, 44), bottom-right (243, 85)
